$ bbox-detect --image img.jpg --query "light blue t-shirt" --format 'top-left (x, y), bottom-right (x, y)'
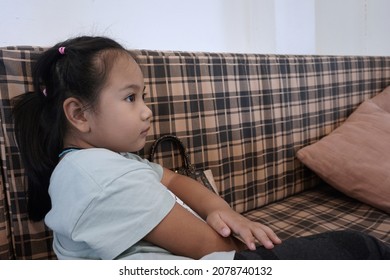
top-left (45, 148), bottom-right (234, 260)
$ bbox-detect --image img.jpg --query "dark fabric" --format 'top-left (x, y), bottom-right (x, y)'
top-left (234, 231), bottom-right (390, 260)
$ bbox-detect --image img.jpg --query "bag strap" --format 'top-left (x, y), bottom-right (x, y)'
top-left (149, 135), bottom-right (195, 173)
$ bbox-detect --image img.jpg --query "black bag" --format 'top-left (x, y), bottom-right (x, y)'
top-left (149, 135), bottom-right (218, 194)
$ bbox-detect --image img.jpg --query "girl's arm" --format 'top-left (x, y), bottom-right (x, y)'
top-left (143, 202), bottom-right (245, 259)
top-left (161, 168), bottom-right (281, 250)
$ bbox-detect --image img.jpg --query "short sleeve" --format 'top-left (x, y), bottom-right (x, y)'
top-left (46, 148), bottom-right (175, 259)
top-left (121, 152), bottom-right (164, 179)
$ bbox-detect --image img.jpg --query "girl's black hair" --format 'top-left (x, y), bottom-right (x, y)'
top-left (12, 36), bottom-right (128, 221)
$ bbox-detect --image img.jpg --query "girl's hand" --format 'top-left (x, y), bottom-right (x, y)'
top-left (206, 209), bottom-right (282, 250)
top-left (162, 168), bottom-right (281, 251)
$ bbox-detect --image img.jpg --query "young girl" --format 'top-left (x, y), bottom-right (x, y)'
top-left (12, 36), bottom-right (389, 260)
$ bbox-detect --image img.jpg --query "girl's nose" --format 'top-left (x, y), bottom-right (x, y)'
top-left (142, 104), bottom-right (153, 121)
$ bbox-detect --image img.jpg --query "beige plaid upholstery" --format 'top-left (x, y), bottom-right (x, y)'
top-left (0, 179), bottom-right (12, 259)
top-left (0, 47), bottom-right (56, 259)
top-left (245, 184), bottom-right (390, 244)
top-left (0, 47), bottom-right (389, 259)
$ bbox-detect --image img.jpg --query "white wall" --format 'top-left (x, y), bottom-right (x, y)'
top-left (0, 0), bottom-right (389, 55)
top-left (274, 0), bottom-right (315, 54)
top-left (0, 0), bottom-right (259, 52)
top-left (316, 0), bottom-right (390, 55)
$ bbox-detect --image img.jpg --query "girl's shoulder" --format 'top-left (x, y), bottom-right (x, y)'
top-left (50, 148), bottom-right (164, 198)
top-left (54, 148), bottom-right (154, 180)
top-left (58, 148), bottom-right (147, 172)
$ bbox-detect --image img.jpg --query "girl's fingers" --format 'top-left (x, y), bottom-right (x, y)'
top-left (251, 229), bottom-right (275, 249)
top-left (255, 224), bottom-right (282, 245)
top-left (206, 213), bottom-right (232, 237)
top-left (208, 210), bottom-right (282, 250)
top-left (234, 228), bottom-right (257, 250)
top-left (237, 224), bottom-right (282, 250)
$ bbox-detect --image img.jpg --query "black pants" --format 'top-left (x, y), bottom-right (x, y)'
top-left (234, 231), bottom-right (390, 260)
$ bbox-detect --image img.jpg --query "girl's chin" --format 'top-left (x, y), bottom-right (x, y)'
top-left (128, 140), bottom-right (147, 153)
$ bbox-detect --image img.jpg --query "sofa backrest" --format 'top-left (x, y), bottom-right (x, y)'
top-left (1, 47), bottom-right (389, 259)
top-left (135, 50), bottom-right (390, 210)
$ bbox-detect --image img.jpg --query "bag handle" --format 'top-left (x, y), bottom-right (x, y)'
top-left (149, 135), bottom-right (195, 173)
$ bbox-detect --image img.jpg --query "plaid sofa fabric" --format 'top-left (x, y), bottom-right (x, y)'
top-left (0, 179), bottom-right (12, 259)
top-left (0, 47), bottom-right (389, 259)
top-left (244, 184), bottom-right (390, 245)
top-left (135, 50), bottom-right (390, 213)
top-left (0, 47), bottom-right (55, 259)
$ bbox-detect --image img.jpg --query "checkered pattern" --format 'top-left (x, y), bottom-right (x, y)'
top-left (245, 184), bottom-right (390, 245)
top-left (0, 47), bottom-right (56, 259)
top-left (0, 47), bottom-right (389, 259)
top-left (137, 51), bottom-right (390, 209)
top-left (0, 179), bottom-right (12, 259)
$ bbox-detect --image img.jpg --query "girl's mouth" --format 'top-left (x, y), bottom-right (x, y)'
top-left (141, 127), bottom-right (150, 136)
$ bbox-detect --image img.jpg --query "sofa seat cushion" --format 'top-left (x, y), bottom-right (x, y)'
top-left (244, 184), bottom-right (390, 246)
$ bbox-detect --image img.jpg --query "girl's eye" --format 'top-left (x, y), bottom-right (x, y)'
top-left (125, 94), bottom-right (136, 102)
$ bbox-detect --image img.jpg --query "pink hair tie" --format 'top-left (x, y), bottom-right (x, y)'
top-left (58, 47), bottom-right (66, 55)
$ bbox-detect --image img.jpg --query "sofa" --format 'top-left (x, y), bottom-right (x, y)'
top-left (0, 46), bottom-right (389, 259)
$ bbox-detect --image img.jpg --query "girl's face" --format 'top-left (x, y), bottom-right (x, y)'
top-left (85, 52), bottom-right (152, 152)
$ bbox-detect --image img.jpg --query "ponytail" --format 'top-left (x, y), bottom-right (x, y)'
top-left (13, 91), bottom-right (57, 221)
top-left (12, 36), bottom-right (127, 221)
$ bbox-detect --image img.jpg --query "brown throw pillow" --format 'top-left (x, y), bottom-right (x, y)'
top-left (297, 86), bottom-right (390, 213)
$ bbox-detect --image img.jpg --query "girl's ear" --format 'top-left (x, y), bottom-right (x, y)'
top-left (63, 97), bottom-right (91, 133)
